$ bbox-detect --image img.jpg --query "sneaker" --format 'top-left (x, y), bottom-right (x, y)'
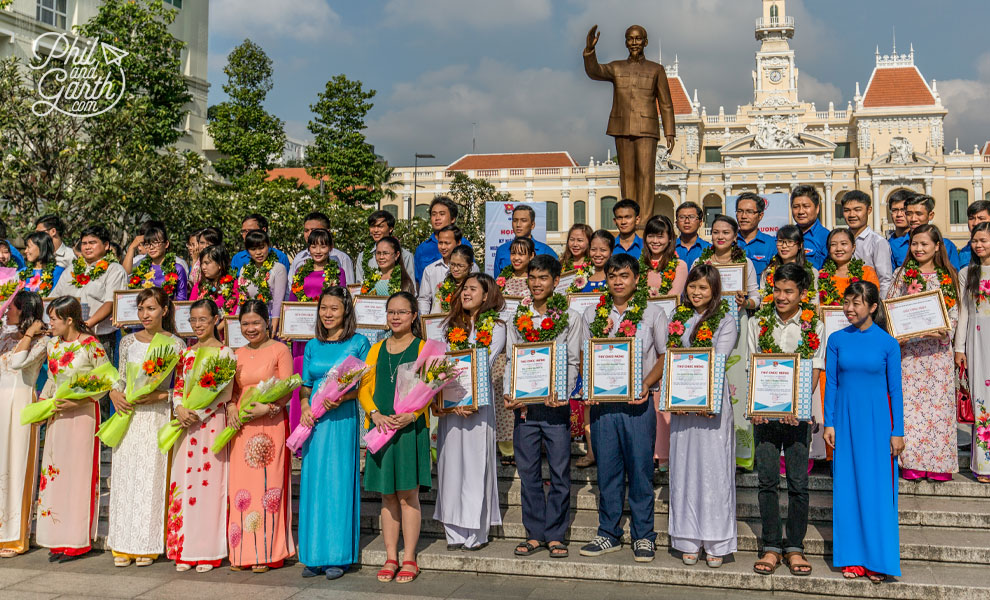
top-left (579, 536), bottom-right (621, 557)
top-left (632, 539), bottom-right (655, 562)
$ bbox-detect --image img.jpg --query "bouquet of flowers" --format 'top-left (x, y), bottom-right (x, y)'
top-left (363, 339), bottom-right (460, 454)
top-left (156, 349), bottom-right (238, 453)
top-left (20, 362), bottom-right (119, 425)
top-left (285, 356), bottom-right (368, 452)
top-left (211, 373), bottom-right (302, 453)
top-left (0, 267), bottom-right (24, 318)
top-left (97, 333), bottom-right (180, 447)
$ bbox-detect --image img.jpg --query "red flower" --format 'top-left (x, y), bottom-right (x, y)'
top-left (76, 274), bottom-right (91, 285)
top-left (219, 274), bottom-right (234, 284)
top-left (59, 351), bottom-right (75, 367)
top-left (186, 467), bottom-right (191, 474)
top-left (39, 475), bottom-right (47, 491)
top-left (905, 268), bottom-right (919, 278)
top-left (187, 451), bottom-right (193, 458)
top-left (807, 333), bottom-right (821, 350)
top-left (200, 373), bottom-right (216, 387)
top-left (189, 438), bottom-right (198, 446)
top-left (203, 462), bottom-right (212, 471)
top-left (540, 318), bottom-right (553, 330)
top-left (189, 497), bottom-right (196, 506)
top-left (202, 480), bottom-right (209, 487)
top-left (818, 271), bottom-right (828, 279)
top-left (596, 295), bottom-right (607, 308)
top-left (202, 447), bottom-right (208, 454)
top-left (129, 275), bottom-right (141, 286)
top-left (48, 359), bottom-right (58, 374)
top-left (525, 329), bottom-right (540, 342)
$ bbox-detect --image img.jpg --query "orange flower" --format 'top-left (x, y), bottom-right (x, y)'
top-left (941, 274), bottom-right (951, 285)
top-left (449, 328), bottom-right (468, 343)
top-left (663, 269), bottom-right (675, 280)
top-left (696, 326), bottom-right (713, 342)
top-left (517, 315), bottom-right (534, 330)
top-left (946, 297), bottom-right (956, 308)
top-left (801, 309), bottom-right (815, 322)
top-left (476, 330), bottom-right (492, 346)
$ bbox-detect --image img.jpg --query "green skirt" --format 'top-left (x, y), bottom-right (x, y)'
top-left (363, 415), bottom-right (432, 494)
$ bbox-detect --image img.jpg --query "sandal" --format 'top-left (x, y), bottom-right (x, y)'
top-left (175, 563), bottom-right (192, 572)
top-left (500, 456), bottom-right (516, 466)
top-left (783, 551), bottom-right (812, 576)
top-left (706, 555), bottom-right (723, 569)
top-left (575, 455), bottom-right (596, 468)
top-left (753, 551), bottom-right (782, 575)
top-left (0, 549), bottom-right (18, 558)
top-left (866, 569), bottom-right (887, 584)
top-left (135, 557), bottom-right (154, 567)
top-left (395, 560), bottom-right (419, 584)
top-left (196, 564), bottom-right (214, 573)
top-left (842, 565), bottom-right (865, 579)
top-left (547, 542), bottom-right (568, 559)
top-left (377, 559), bottom-right (399, 583)
top-left (682, 552), bottom-right (698, 566)
top-left (514, 541), bottom-right (544, 556)
top-left (114, 557), bottom-right (132, 568)
top-left (251, 565), bottom-right (269, 573)
top-left (977, 475), bottom-right (990, 484)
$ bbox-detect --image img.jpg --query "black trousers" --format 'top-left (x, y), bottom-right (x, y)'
top-left (513, 407), bottom-right (571, 543)
top-left (754, 421), bottom-right (810, 554)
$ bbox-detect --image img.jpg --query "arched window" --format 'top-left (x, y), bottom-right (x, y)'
top-left (949, 188), bottom-right (969, 224)
top-left (546, 201), bottom-right (559, 232)
top-left (383, 204), bottom-right (399, 218)
top-left (770, 4), bottom-right (779, 20)
top-left (574, 200), bottom-right (587, 225)
top-left (834, 191), bottom-right (847, 227)
top-left (601, 196), bottom-right (617, 229)
top-left (985, 191), bottom-right (990, 202)
top-left (414, 204), bottom-right (429, 220)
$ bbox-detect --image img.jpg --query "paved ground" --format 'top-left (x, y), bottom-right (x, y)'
top-left (0, 549), bottom-right (828, 599)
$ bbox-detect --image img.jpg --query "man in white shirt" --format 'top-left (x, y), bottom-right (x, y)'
top-left (417, 225), bottom-right (472, 314)
top-left (34, 214), bottom-right (75, 270)
top-left (355, 210), bottom-right (415, 283)
top-left (289, 211), bottom-right (355, 285)
top-left (840, 191), bottom-right (893, 296)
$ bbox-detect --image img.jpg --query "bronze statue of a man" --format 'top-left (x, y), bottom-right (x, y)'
top-left (584, 24), bottom-right (676, 220)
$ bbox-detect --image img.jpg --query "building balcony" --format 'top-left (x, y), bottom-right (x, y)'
top-left (755, 16), bottom-right (794, 38)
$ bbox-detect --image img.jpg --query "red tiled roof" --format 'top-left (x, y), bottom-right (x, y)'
top-left (983, 142), bottom-right (990, 156)
top-left (447, 152), bottom-right (577, 171)
top-left (266, 168), bottom-right (325, 188)
top-left (668, 76), bottom-right (693, 116)
top-left (862, 67), bottom-right (935, 108)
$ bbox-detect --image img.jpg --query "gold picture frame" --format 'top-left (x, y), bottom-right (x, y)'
top-left (663, 347), bottom-right (715, 413)
top-left (353, 294), bottom-right (389, 330)
top-left (746, 353), bottom-right (800, 419)
top-left (420, 313), bottom-right (449, 343)
top-left (587, 337), bottom-right (636, 403)
top-left (439, 348), bottom-right (479, 413)
top-left (112, 289), bottom-right (143, 327)
top-left (713, 263), bottom-right (747, 294)
top-left (882, 289), bottom-right (951, 341)
top-left (278, 301), bottom-right (319, 340)
top-left (509, 341), bottom-right (556, 404)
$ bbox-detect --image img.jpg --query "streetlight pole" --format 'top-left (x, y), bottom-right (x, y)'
top-left (412, 152), bottom-right (435, 220)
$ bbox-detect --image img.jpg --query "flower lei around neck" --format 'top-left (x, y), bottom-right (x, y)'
top-left (71, 252), bottom-right (118, 288)
top-left (638, 253), bottom-right (679, 298)
top-left (698, 245), bottom-right (745, 265)
top-left (564, 260), bottom-right (595, 294)
top-left (446, 308), bottom-right (499, 350)
top-left (291, 258), bottom-right (340, 302)
top-left (361, 265), bottom-right (401, 296)
top-left (2, 258), bottom-right (17, 269)
top-left (436, 275), bottom-right (457, 312)
top-left (130, 253), bottom-right (179, 297)
top-left (201, 273), bottom-right (237, 314)
top-left (816, 258), bottom-right (864, 306)
top-left (239, 251), bottom-right (277, 304)
top-left (20, 261), bottom-right (56, 296)
top-left (902, 258), bottom-right (957, 308)
top-left (514, 293), bottom-right (569, 342)
top-left (761, 262), bottom-right (818, 305)
top-left (495, 264), bottom-right (520, 290)
top-left (666, 299), bottom-right (730, 348)
top-left (589, 286), bottom-right (648, 338)
top-left (755, 301), bottom-right (821, 359)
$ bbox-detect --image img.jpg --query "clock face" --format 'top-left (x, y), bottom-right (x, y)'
top-left (768, 70), bottom-right (782, 83)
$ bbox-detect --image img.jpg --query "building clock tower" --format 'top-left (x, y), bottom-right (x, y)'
top-left (753, 0), bottom-right (799, 106)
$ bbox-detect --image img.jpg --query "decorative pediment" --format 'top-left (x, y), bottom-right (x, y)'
top-left (719, 132), bottom-right (836, 156)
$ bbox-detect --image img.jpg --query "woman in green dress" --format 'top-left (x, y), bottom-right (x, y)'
top-left (359, 291), bottom-right (429, 584)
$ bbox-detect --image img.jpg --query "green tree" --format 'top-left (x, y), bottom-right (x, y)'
top-left (447, 171), bottom-right (512, 269)
top-left (207, 39), bottom-right (286, 181)
top-left (370, 161), bottom-right (401, 204)
top-left (306, 74), bottom-right (380, 206)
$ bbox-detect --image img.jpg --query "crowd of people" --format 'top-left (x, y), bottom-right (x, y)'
top-left (0, 187), bottom-right (986, 585)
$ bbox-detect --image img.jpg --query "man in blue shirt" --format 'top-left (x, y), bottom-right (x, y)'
top-left (958, 200), bottom-right (990, 266)
top-left (734, 192), bottom-right (776, 281)
top-left (230, 213), bottom-right (290, 272)
top-left (674, 201), bottom-right (710, 266)
top-left (611, 199), bottom-right (643, 259)
top-left (414, 196), bottom-right (472, 284)
top-left (887, 189), bottom-right (913, 269)
top-left (790, 185), bottom-right (829, 269)
top-left (492, 204), bottom-right (557, 274)
top-left (0, 219), bottom-right (25, 269)
top-left (904, 194), bottom-right (960, 268)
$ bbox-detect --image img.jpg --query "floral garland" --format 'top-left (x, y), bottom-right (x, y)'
top-left (436, 275), bottom-right (457, 312)
top-left (201, 274), bottom-right (238, 315)
top-left (19, 262), bottom-right (56, 297)
top-left (562, 257), bottom-right (591, 272)
top-left (513, 293), bottom-right (569, 342)
top-left (70, 252), bottom-right (118, 288)
top-left (698, 245), bottom-right (745, 265)
top-left (361, 266), bottom-right (401, 296)
top-left (589, 286), bottom-right (648, 338)
top-left (2, 258), bottom-right (17, 269)
top-left (238, 251), bottom-right (276, 304)
top-left (638, 254), bottom-right (679, 298)
top-left (446, 308), bottom-right (499, 350)
top-left (902, 258), bottom-right (958, 309)
top-left (291, 259), bottom-right (340, 302)
top-left (755, 301), bottom-right (821, 359)
top-left (130, 253), bottom-right (180, 297)
top-left (495, 264), bottom-right (517, 290)
top-left (816, 258), bottom-right (864, 306)
top-left (761, 262), bottom-right (818, 305)
top-left (566, 262), bottom-right (595, 294)
top-left (666, 299), bottom-right (730, 348)
top-left (975, 278), bottom-right (990, 307)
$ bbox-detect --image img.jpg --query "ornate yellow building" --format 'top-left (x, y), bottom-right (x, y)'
top-left (388, 0), bottom-right (990, 248)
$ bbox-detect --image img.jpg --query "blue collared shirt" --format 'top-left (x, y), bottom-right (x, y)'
top-left (736, 230), bottom-right (776, 281)
top-left (959, 242), bottom-right (972, 268)
top-left (889, 232), bottom-right (910, 269)
top-left (800, 220), bottom-right (830, 269)
top-left (492, 237), bottom-right (558, 275)
top-left (944, 238), bottom-right (961, 271)
top-left (3, 241), bottom-right (24, 269)
top-left (414, 233), bottom-right (473, 284)
top-left (230, 247), bottom-right (290, 272)
top-left (612, 234), bottom-right (643, 260)
top-left (675, 236), bottom-right (711, 267)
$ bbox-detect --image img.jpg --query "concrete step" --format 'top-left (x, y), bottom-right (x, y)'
top-left (358, 502), bottom-right (990, 565)
top-left (356, 534), bottom-right (990, 600)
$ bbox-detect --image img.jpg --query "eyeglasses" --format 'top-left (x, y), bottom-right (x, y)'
top-left (188, 317), bottom-right (214, 325)
top-left (144, 240), bottom-right (166, 248)
top-left (386, 310), bottom-right (413, 317)
top-left (736, 209), bottom-right (762, 217)
top-left (677, 215), bottom-right (699, 222)
top-left (890, 208), bottom-right (906, 214)
top-left (776, 240), bottom-right (798, 248)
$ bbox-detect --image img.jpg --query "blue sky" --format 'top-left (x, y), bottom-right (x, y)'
top-left (208, 0), bottom-right (990, 167)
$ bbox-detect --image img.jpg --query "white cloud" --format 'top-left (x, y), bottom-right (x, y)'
top-left (210, 0), bottom-right (342, 43)
top-left (938, 52), bottom-right (990, 150)
top-left (799, 73), bottom-right (844, 107)
top-left (383, 0), bottom-right (551, 29)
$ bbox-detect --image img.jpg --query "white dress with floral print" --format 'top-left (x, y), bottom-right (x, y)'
top-left (956, 266), bottom-right (990, 476)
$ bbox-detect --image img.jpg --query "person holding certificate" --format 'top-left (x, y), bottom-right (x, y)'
top-left (666, 264), bottom-right (739, 568)
top-left (886, 224), bottom-right (959, 481)
top-left (502, 256), bottom-right (581, 559)
top-left (747, 264), bottom-right (823, 577)
top-left (577, 254), bottom-right (668, 563)
top-left (824, 281), bottom-right (904, 583)
top-left (435, 274), bottom-right (506, 551)
top-left (758, 225), bottom-right (817, 307)
top-left (954, 222), bottom-right (990, 482)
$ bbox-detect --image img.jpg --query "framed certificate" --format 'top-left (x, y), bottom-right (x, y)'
top-left (568, 292), bottom-right (602, 316)
top-left (820, 306), bottom-right (851, 350)
top-left (420, 313), bottom-right (448, 343)
top-left (587, 337), bottom-right (635, 402)
top-left (353, 295), bottom-right (388, 330)
top-left (112, 289), bottom-right (142, 326)
top-left (499, 295), bottom-right (524, 324)
top-left (510, 342), bottom-right (555, 404)
top-left (663, 348), bottom-right (715, 413)
top-left (648, 295), bottom-right (679, 319)
top-left (441, 348), bottom-right (479, 412)
top-left (346, 284), bottom-right (362, 297)
top-left (714, 263), bottom-right (747, 294)
top-left (883, 290), bottom-right (951, 341)
top-left (279, 301), bottom-right (318, 340)
top-left (173, 301), bottom-right (194, 337)
top-left (225, 316), bottom-right (248, 349)
top-left (554, 270), bottom-right (578, 294)
top-left (747, 353), bottom-right (800, 419)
